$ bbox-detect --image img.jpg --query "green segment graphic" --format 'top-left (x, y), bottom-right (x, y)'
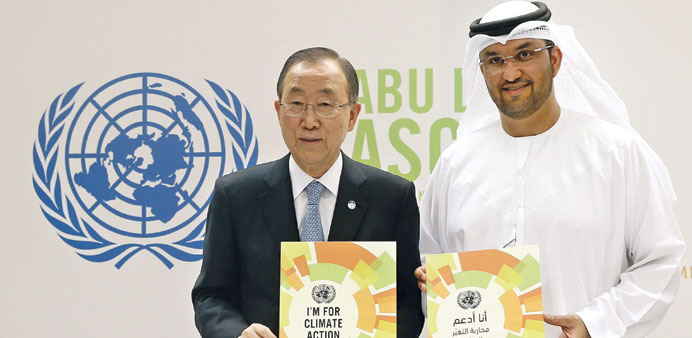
top-left (453, 270), bottom-right (493, 289)
top-left (309, 263), bottom-right (349, 283)
top-left (516, 254), bottom-right (541, 291)
top-left (372, 251), bottom-right (396, 289)
top-left (279, 269), bottom-right (291, 290)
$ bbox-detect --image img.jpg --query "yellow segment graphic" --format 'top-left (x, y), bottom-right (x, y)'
top-left (352, 260), bottom-right (379, 289)
top-left (426, 253), bottom-right (457, 281)
top-left (523, 318), bottom-right (545, 338)
top-left (280, 242), bottom-right (311, 270)
top-left (373, 320), bottom-right (396, 338)
top-left (279, 291), bottom-right (292, 328)
top-left (427, 301), bottom-right (440, 336)
top-left (496, 264), bottom-right (523, 291)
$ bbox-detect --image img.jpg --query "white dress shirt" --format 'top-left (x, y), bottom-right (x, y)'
top-left (289, 153), bottom-right (342, 239)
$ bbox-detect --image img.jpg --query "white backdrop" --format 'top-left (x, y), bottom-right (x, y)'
top-left (1, 1), bottom-right (690, 337)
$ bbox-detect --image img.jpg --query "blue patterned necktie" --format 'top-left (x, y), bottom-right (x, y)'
top-left (300, 180), bottom-right (326, 241)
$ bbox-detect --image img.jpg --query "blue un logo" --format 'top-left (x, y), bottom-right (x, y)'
top-left (32, 73), bottom-right (258, 268)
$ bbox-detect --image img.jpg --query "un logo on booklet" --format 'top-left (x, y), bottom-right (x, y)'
top-left (32, 73), bottom-right (258, 268)
top-left (312, 284), bottom-right (336, 304)
top-left (458, 289), bottom-right (482, 309)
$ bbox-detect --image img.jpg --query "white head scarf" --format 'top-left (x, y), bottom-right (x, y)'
top-left (459, 1), bottom-right (630, 135)
top-left (459, 1), bottom-right (675, 200)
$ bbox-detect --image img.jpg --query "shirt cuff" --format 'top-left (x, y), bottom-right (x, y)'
top-left (576, 308), bottom-right (621, 338)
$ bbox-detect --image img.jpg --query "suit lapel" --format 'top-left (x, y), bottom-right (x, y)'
top-left (328, 154), bottom-right (369, 241)
top-left (258, 154), bottom-right (300, 244)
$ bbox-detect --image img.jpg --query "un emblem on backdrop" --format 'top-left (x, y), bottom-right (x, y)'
top-left (32, 73), bottom-right (258, 268)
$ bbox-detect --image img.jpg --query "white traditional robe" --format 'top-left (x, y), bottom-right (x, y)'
top-left (420, 110), bottom-right (685, 338)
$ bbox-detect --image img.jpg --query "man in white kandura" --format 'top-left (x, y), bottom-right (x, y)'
top-left (415, 1), bottom-right (685, 337)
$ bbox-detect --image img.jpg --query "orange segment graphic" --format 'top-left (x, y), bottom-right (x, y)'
top-left (315, 242), bottom-right (377, 269)
top-left (282, 266), bottom-right (295, 276)
top-left (374, 288), bottom-right (396, 313)
top-left (293, 255), bottom-right (309, 276)
top-left (376, 315), bottom-right (396, 325)
top-left (374, 288), bottom-right (396, 300)
top-left (377, 298), bottom-right (396, 313)
top-left (458, 250), bottom-right (520, 275)
top-left (354, 288), bottom-right (376, 332)
top-left (519, 287), bottom-right (543, 313)
top-left (438, 264), bottom-right (455, 285)
top-left (430, 279), bottom-right (450, 299)
top-left (285, 270), bottom-right (304, 291)
top-left (375, 288), bottom-right (396, 313)
top-left (429, 276), bottom-right (442, 286)
top-left (499, 289), bottom-right (522, 332)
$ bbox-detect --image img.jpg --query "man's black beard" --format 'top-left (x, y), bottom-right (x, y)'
top-left (489, 65), bottom-right (554, 120)
top-left (498, 80), bottom-right (539, 119)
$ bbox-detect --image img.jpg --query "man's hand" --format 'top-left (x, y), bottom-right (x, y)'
top-left (414, 266), bottom-right (427, 292)
top-left (543, 313), bottom-right (591, 338)
top-left (240, 323), bottom-right (277, 338)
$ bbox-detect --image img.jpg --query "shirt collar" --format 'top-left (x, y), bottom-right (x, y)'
top-left (289, 153), bottom-right (343, 199)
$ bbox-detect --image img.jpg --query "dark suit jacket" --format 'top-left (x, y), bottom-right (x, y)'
top-left (192, 153), bottom-right (424, 337)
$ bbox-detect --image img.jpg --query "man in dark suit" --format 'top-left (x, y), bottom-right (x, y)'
top-left (192, 47), bottom-right (424, 338)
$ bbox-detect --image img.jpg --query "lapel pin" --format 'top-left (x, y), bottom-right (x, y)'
top-left (347, 200), bottom-right (356, 210)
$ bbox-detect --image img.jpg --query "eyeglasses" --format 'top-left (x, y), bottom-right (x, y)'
top-left (479, 45), bottom-right (554, 73)
top-left (279, 100), bottom-right (354, 118)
